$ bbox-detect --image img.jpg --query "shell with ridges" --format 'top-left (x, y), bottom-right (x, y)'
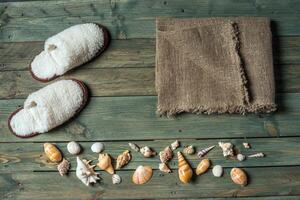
top-left (128, 143), bottom-right (140, 152)
top-left (44, 143), bottom-right (62, 162)
top-left (218, 142), bottom-right (234, 157)
top-left (171, 140), bottom-right (180, 150)
top-left (57, 159), bottom-right (70, 176)
top-left (159, 162), bottom-right (171, 173)
top-left (140, 146), bottom-right (156, 158)
top-left (76, 157), bottom-right (100, 186)
top-left (97, 153), bottom-right (114, 174)
top-left (248, 152), bottom-right (265, 158)
top-left (159, 146), bottom-right (173, 163)
top-left (116, 150), bottom-right (131, 169)
top-left (112, 174), bottom-right (122, 184)
top-left (67, 141), bottom-right (81, 155)
top-left (196, 159), bottom-right (210, 175)
top-left (132, 165), bottom-right (153, 185)
top-left (197, 145), bottom-right (215, 158)
top-left (230, 167), bottom-right (248, 186)
top-left (91, 142), bottom-right (104, 153)
top-left (183, 145), bottom-right (195, 155)
top-left (177, 151), bottom-right (193, 184)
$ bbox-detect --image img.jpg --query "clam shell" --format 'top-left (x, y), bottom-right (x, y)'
top-left (97, 153), bottom-right (114, 174)
top-left (159, 162), bottom-right (171, 173)
top-left (91, 142), bottom-right (104, 153)
top-left (230, 167), bottom-right (248, 186)
top-left (183, 145), bottom-right (195, 155)
top-left (237, 154), bottom-right (246, 161)
top-left (57, 159), bottom-right (70, 176)
top-left (44, 143), bottom-right (62, 163)
top-left (159, 146), bottom-right (173, 163)
top-left (67, 141), bottom-right (81, 155)
top-left (212, 165), bottom-right (223, 177)
top-left (116, 150), bottom-right (131, 169)
top-left (132, 165), bottom-right (153, 185)
top-left (171, 140), bottom-right (180, 150)
top-left (140, 146), bottom-right (156, 158)
top-left (112, 174), bottom-right (122, 184)
top-left (177, 151), bottom-right (193, 183)
top-left (196, 159), bottom-right (210, 175)
top-left (128, 143), bottom-right (140, 152)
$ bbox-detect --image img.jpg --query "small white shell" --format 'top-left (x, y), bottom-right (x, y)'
top-left (237, 154), bottom-right (246, 161)
top-left (140, 146), bottom-right (156, 158)
top-left (112, 174), bottom-right (122, 184)
top-left (248, 152), bottom-right (265, 158)
top-left (212, 165), bottom-right (223, 177)
top-left (91, 142), bottom-right (104, 153)
top-left (171, 140), bottom-right (180, 150)
top-left (67, 141), bottom-right (81, 155)
top-left (128, 143), bottom-right (140, 152)
top-left (243, 142), bottom-right (251, 149)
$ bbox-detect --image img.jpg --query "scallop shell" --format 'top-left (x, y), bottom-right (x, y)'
top-left (183, 145), bottom-right (195, 155)
top-left (196, 159), bottom-right (210, 175)
top-left (177, 151), bottom-right (193, 184)
top-left (132, 165), bottom-right (153, 185)
top-left (91, 142), bottom-right (104, 153)
top-left (171, 140), bottom-right (180, 150)
top-left (76, 157), bottom-right (100, 186)
top-left (248, 152), bottom-right (265, 158)
top-left (140, 146), bottom-right (156, 158)
top-left (57, 159), bottom-right (70, 176)
top-left (197, 145), bottom-right (215, 158)
top-left (159, 162), bottom-right (171, 173)
top-left (44, 143), bottom-right (62, 163)
top-left (218, 142), bottom-right (234, 157)
top-left (243, 142), bottom-right (251, 149)
top-left (116, 150), bottom-right (131, 169)
top-left (128, 143), bottom-right (140, 152)
top-left (230, 167), bottom-right (248, 186)
top-left (112, 174), bottom-right (122, 184)
top-left (237, 154), bottom-right (246, 161)
top-left (97, 153), bottom-right (114, 174)
top-left (212, 165), bottom-right (223, 177)
top-left (159, 146), bottom-right (173, 163)
top-left (67, 141), bottom-right (81, 155)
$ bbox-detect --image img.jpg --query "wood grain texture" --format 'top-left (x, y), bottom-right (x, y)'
top-left (1, 93), bottom-right (300, 142)
top-left (1, 166), bottom-right (300, 199)
top-left (0, 0), bottom-right (300, 42)
top-left (0, 138), bottom-right (299, 172)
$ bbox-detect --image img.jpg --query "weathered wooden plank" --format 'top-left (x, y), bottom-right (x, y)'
top-left (0, 36), bottom-right (299, 71)
top-left (0, 93), bottom-right (299, 142)
top-left (1, 166), bottom-right (300, 199)
top-left (0, 138), bottom-right (299, 172)
top-left (0, 0), bottom-right (300, 42)
top-left (0, 64), bottom-right (298, 99)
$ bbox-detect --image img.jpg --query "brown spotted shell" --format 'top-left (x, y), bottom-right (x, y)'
top-left (230, 167), bottom-right (248, 186)
top-left (132, 165), bottom-right (153, 185)
top-left (196, 159), bottom-right (210, 175)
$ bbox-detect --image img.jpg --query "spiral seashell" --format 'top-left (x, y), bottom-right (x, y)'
top-left (159, 162), bottom-right (171, 173)
top-left (196, 159), bottom-right (210, 175)
top-left (76, 157), bottom-right (100, 186)
top-left (67, 141), bottom-right (81, 155)
top-left (248, 152), bottom-right (265, 158)
top-left (44, 143), bottom-right (62, 163)
top-left (197, 145), bottom-right (215, 158)
top-left (170, 140), bottom-right (180, 150)
top-left (57, 159), bottom-right (70, 176)
top-left (230, 167), bottom-right (248, 186)
top-left (132, 165), bottom-right (153, 185)
top-left (128, 143), bottom-right (140, 152)
top-left (97, 153), bottom-right (114, 174)
top-left (183, 145), bottom-right (195, 155)
top-left (91, 142), bottom-right (104, 153)
top-left (140, 146), bottom-right (156, 158)
top-left (116, 150), bottom-right (131, 169)
top-left (112, 174), bottom-right (122, 184)
top-left (177, 151), bottom-right (193, 184)
top-left (159, 146), bottom-right (173, 163)
top-left (218, 142), bottom-right (234, 157)
top-left (237, 154), bottom-right (246, 161)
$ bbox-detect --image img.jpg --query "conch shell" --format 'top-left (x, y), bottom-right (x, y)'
top-left (171, 140), bottom-right (180, 150)
top-left (159, 146), bottom-right (173, 163)
top-left (44, 143), bottom-right (62, 162)
top-left (97, 153), bottom-right (114, 174)
top-left (76, 157), bottom-right (100, 186)
top-left (218, 142), bottom-right (234, 157)
top-left (230, 167), bottom-right (248, 186)
top-left (177, 151), bottom-right (193, 184)
top-left (196, 159), bottom-right (210, 175)
top-left (116, 150), bottom-right (131, 169)
top-left (159, 162), bottom-right (171, 173)
top-left (183, 145), bottom-right (195, 155)
top-left (197, 145), bottom-right (215, 158)
top-left (140, 146), bottom-right (156, 158)
top-left (57, 159), bottom-right (70, 176)
top-left (132, 165), bottom-right (153, 185)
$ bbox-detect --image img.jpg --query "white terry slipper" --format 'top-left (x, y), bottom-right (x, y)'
top-left (30, 23), bottom-right (110, 82)
top-left (8, 79), bottom-right (88, 138)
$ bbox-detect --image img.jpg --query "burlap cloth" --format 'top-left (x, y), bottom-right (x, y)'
top-left (156, 17), bottom-right (277, 116)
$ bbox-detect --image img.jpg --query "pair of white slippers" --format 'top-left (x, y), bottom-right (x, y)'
top-left (8, 23), bottom-right (110, 138)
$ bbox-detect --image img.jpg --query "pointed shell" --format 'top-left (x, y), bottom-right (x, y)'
top-left (57, 159), bottom-right (70, 176)
top-left (97, 153), bottom-right (114, 174)
top-left (196, 159), bottom-right (210, 175)
top-left (91, 142), bottom-right (104, 153)
top-left (67, 141), bottom-right (81, 155)
top-left (44, 143), bottom-right (62, 162)
top-left (76, 157), bottom-right (100, 186)
top-left (132, 165), bottom-right (153, 185)
top-left (140, 146), bottom-right (156, 158)
top-left (159, 146), bottom-right (173, 163)
top-left (112, 174), bottom-right (122, 184)
top-left (128, 143), bottom-right (140, 152)
top-left (212, 165), bottom-right (223, 177)
top-left (248, 152), bottom-right (265, 158)
top-left (159, 162), bottom-right (171, 173)
top-left (230, 167), bottom-right (248, 186)
top-left (116, 150), bottom-right (131, 169)
top-left (171, 140), bottom-right (180, 150)
top-left (177, 151), bottom-right (193, 184)
top-left (197, 145), bottom-right (215, 158)
top-left (183, 145), bottom-right (195, 155)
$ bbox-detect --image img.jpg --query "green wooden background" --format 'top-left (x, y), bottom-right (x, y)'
top-left (0, 0), bottom-right (300, 199)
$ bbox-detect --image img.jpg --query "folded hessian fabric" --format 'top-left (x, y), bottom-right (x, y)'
top-left (156, 17), bottom-right (277, 116)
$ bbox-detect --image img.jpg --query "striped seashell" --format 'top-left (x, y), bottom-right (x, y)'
top-left (177, 151), bottom-right (193, 183)
top-left (197, 145), bottom-right (215, 158)
top-left (132, 165), bottom-right (153, 185)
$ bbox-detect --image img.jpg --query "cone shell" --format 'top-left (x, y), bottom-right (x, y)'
top-left (197, 145), bottom-right (215, 158)
top-left (177, 151), bottom-right (193, 184)
top-left (230, 168), bottom-right (248, 186)
top-left (44, 143), bottom-right (62, 162)
top-left (97, 153), bottom-right (114, 174)
top-left (116, 150), bottom-right (131, 169)
top-left (132, 165), bottom-right (153, 185)
top-left (196, 159), bottom-right (210, 175)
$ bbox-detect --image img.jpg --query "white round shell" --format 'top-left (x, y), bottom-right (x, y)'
top-left (112, 174), bottom-right (122, 184)
top-left (91, 142), bottom-right (104, 153)
top-left (237, 154), bottom-right (246, 161)
top-left (212, 165), bottom-right (223, 177)
top-left (67, 141), bottom-right (81, 155)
